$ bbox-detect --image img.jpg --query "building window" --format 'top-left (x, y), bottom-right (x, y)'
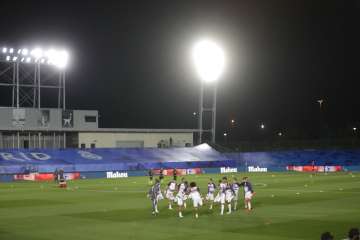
top-left (80, 143), bottom-right (86, 149)
top-left (85, 116), bottom-right (97, 122)
top-left (90, 143), bottom-right (96, 149)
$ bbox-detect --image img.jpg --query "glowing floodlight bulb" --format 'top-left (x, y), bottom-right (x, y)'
top-left (9, 48), bottom-right (14, 54)
top-left (53, 50), bottom-right (69, 69)
top-left (22, 48), bottom-right (29, 56)
top-left (26, 57), bottom-right (31, 63)
top-left (13, 56), bottom-right (18, 61)
top-left (17, 49), bottom-right (21, 54)
top-left (6, 55), bottom-right (10, 61)
top-left (31, 48), bottom-right (43, 59)
top-left (260, 123), bottom-right (265, 129)
top-left (45, 49), bottom-right (57, 64)
top-left (2, 47), bottom-right (7, 53)
top-left (21, 57), bottom-right (25, 62)
top-left (193, 39), bottom-right (225, 82)
top-left (40, 58), bottom-right (45, 63)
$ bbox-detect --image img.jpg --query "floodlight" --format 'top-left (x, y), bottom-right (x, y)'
top-left (278, 132), bottom-right (283, 136)
top-left (193, 39), bottom-right (225, 82)
top-left (51, 50), bottom-right (69, 69)
top-left (40, 59), bottom-right (45, 63)
top-left (26, 57), bottom-right (31, 63)
top-left (2, 47), bottom-right (7, 53)
top-left (6, 55), bottom-right (10, 61)
top-left (223, 132), bottom-right (227, 136)
top-left (31, 48), bottom-right (43, 59)
top-left (260, 123), bottom-right (265, 129)
top-left (22, 48), bottom-right (29, 55)
top-left (9, 48), bottom-right (14, 54)
top-left (353, 127), bottom-right (357, 131)
top-left (13, 56), bottom-right (18, 61)
top-left (17, 49), bottom-right (21, 54)
top-left (21, 57), bottom-right (25, 62)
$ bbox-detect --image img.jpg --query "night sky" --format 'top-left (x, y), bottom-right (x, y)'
top-left (0, 1), bottom-right (356, 141)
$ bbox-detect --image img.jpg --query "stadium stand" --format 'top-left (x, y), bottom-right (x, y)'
top-left (0, 144), bottom-right (234, 174)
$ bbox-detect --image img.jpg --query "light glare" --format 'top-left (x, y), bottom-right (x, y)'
top-left (193, 39), bottom-right (225, 82)
top-left (2, 47), bottom-right (7, 53)
top-left (31, 48), bottom-right (43, 59)
top-left (22, 48), bottom-right (29, 55)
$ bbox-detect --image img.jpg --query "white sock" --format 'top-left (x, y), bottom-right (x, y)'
top-left (244, 203), bottom-right (248, 209)
top-left (228, 204), bottom-right (232, 213)
top-left (179, 211), bottom-right (183, 217)
top-left (169, 204), bottom-right (172, 209)
top-left (195, 213), bottom-right (198, 218)
top-left (221, 204), bottom-right (224, 215)
top-left (209, 204), bottom-right (213, 209)
top-left (234, 201), bottom-right (237, 210)
top-left (184, 202), bottom-right (187, 208)
top-left (248, 202), bottom-right (251, 210)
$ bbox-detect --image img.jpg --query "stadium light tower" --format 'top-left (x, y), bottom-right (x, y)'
top-left (0, 46), bottom-right (69, 109)
top-left (193, 39), bottom-right (225, 143)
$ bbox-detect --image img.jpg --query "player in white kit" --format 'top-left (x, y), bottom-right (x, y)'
top-left (239, 176), bottom-right (255, 211)
top-left (147, 179), bottom-right (163, 215)
top-left (231, 178), bottom-right (241, 211)
top-left (215, 177), bottom-right (233, 215)
top-left (165, 180), bottom-right (177, 210)
top-left (188, 181), bottom-right (203, 218)
top-left (175, 179), bottom-right (188, 218)
top-left (224, 179), bottom-right (235, 214)
top-left (206, 178), bottom-right (216, 210)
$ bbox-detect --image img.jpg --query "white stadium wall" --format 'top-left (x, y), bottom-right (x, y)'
top-left (78, 132), bottom-right (193, 148)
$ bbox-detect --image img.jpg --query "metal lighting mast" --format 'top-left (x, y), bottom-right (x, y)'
top-left (193, 39), bottom-right (225, 144)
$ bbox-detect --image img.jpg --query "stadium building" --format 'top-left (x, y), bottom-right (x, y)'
top-left (0, 107), bottom-right (195, 149)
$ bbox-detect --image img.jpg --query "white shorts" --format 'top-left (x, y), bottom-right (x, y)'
top-left (225, 191), bottom-right (234, 203)
top-left (245, 192), bottom-right (253, 200)
top-left (206, 192), bottom-right (215, 201)
top-left (214, 193), bottom-right (221, 203)
top-left (175, 194), bottom-right (185, 206)
top-left (219, 193), bottom-right (226, 204)
top-left (176, 197), bottom-right (184, 206)
top-left (192, 197), bottom-right (203, 208)
top-left (189, 192), bottom-right (203, 208)
top-left (157, 192), bottom-right (164, 201)
top-left (233, 190), bottom-right (239, 201)
top-left (166, 190), bottom-right (175, 201)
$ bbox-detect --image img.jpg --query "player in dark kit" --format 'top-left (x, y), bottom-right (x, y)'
top-left (58, 169), bottom-right (66, 188)
top-left (159, 168), bottom-right (164, 182)
top-left (173, 168), bottom-right (177, 181)
top-left (148, 169), bottom-right (153, 184)
top-left (147, 179), bottom-right (163, 215)
top-left (54, 168), bottom-right (59, 183)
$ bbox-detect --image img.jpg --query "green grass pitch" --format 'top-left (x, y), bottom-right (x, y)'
top-left (1, 172), bottom-right (359, 240)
